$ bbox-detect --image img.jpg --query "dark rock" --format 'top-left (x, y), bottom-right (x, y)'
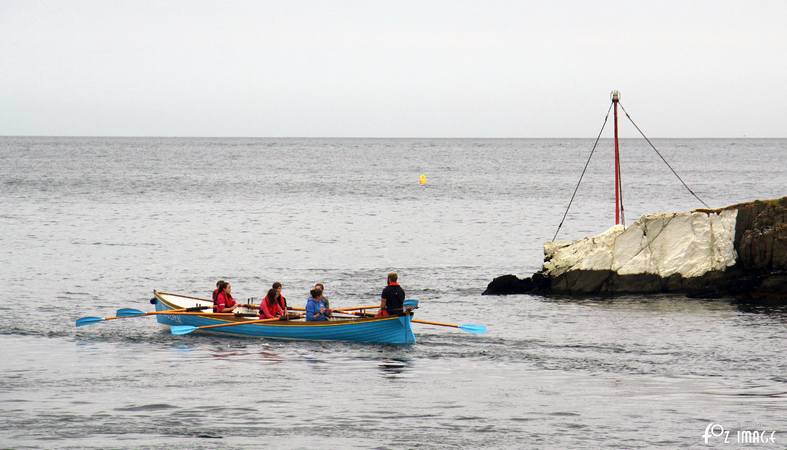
top-left (483, 274), bottom-right (542, 295)
top-left (551, 269), bottom-right (611, 294)
top-left (731, 197), bottom-right (787, 272)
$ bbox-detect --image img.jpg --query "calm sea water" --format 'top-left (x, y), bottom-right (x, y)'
top-left (1, 137), bottom-right (785, 449)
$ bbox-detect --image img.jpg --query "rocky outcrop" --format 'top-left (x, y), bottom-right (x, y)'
top-left (484, 197), bottom-right (787, 301)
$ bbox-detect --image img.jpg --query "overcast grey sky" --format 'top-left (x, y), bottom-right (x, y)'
top-left (1, 0), bottom-right (785, 137)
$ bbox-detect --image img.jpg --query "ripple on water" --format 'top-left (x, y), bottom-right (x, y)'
top-left (113, 404), bottom-right (179, 412)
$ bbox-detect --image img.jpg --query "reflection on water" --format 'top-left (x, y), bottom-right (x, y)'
top-left (257, 350), bottom-right (284, 364)
top-left (735, 301), bottom-right (787, 316)
top-left (209, 343), bottom-right (251, 359)
top-left (377, 358), bottom-right (412, 379)
top-left (172, 343), bottom-right (195, 353)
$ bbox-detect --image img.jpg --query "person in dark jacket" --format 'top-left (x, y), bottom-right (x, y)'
top-left (377, 272), bottom-right (405, 317)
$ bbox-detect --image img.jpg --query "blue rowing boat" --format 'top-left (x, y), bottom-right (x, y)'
top-left (152, 291), bottom-right (417, 345)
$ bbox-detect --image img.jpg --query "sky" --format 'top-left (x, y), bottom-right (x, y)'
top-left (1, 0), bottom-right (786, 137)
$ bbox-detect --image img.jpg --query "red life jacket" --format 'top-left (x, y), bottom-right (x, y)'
top-left (214, 291), bottom-right (236, 313)
top-left (259, 295), bottom-right (287, 318)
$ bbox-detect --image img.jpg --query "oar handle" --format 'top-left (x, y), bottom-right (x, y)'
top-left (288, 305), bottom-right (379, 312)
top-left (343, 310), bottom-right (375, 318)
top-left (335, 305), bottom-right (379, 312)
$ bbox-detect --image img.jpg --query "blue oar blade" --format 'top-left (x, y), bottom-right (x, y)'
top-left (75, 316), bottom-right (104, 327)
top-left (458, 323), bottom-right (487, 334)
top-left (403, 298), bottom-right (419, 309)
top-left (116, 308), bottom-right (146, 317)
top-left (170, 325), bottom-right (198, 336)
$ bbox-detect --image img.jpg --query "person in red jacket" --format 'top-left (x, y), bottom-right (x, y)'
top-left (213, 280), bottom-right (239, 313)
top-left (212, 279), bottom-right (225, 304)
top-left (259, 282), bottom-right (287, 319)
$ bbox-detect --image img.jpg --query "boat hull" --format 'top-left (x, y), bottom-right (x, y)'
top-left (152, 291), bottom-right (416, 345)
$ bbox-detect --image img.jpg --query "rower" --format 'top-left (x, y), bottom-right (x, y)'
top-left (314, 282), bottom-right (329, 308)
top-left (213, 281), bottom-right (239, 313)
top-left (377, 272), bottom-right (405, 317)
top-left (259, 282), bottom-right (288, 319)
top-left (306, 288), bottom-right (331, 321)
top-left (212, 279), bottom-right (224, 303)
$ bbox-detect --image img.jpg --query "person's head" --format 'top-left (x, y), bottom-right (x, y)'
top-left (225, 283), bottom-right (232, 294)
top-left (387, 272), bottom-right (398, 284)
top-left (272, 281), bottom-right (282, 294)
top-left (310, 288), bottom-right (321, 299)
top-left (217, 280), bottom-right (229, 293)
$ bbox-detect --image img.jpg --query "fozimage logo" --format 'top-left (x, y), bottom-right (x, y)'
top-left (703, 423), bottom-right (777, 445)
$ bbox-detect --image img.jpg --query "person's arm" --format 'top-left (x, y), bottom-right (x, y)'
top-left (380, 288), bottom-right (387, 312)
top-left (216, 294), bottom-right (237, 313)
top-left (279, 297), bottom-right (288, 318)
top-left (398, 288), bottom-right (407, 313)
top-left (272, 301), bottom-right (284, 317)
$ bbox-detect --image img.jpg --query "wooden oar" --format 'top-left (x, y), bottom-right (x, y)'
top-left (332, 299), bottom-right (419, 317)
top-left (170, 314), bottom-right (304, 336)
top-left (411, 319), bottom-right (487, 334)
top-left (115, 307), bottom-right (209, 318)
top-left (76, 306), bottom-right (210, 327)
top-left (287, 304), bottom-right (380, 313)
top-left (76, 308), bottom-right (225, 327)
top-left (337, 309), bottom-right (487, 335)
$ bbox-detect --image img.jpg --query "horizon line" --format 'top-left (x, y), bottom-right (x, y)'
top-left (1, 135), bottom-right (785, 140)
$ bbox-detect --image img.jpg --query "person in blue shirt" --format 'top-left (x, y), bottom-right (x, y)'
top-left (306, 288), bottom-right (331, 321)
top-left (314, 282), bottom-right (329, 308)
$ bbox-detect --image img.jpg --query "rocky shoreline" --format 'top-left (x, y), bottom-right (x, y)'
top-left (484, 197), bottom-right (787, 301)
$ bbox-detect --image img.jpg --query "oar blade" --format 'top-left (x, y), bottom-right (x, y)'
top-left (116, 308), bottom-right (146, 317)
top-left (458, 323), bottom-right (487, 334)
top-left (75, 316), bottom-right (104, 327)
top-left (403, 298), bottom-right (419, 309)
top-left (170, 325), bottom-right (198, 336)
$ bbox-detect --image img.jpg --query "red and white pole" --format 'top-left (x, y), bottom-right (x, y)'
top-left (611, 90), bottom-right (621, 225)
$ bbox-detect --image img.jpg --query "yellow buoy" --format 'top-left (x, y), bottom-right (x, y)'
top-left (419, 174), bottom-right (427, 185)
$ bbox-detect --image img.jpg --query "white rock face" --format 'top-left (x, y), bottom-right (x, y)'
top-left (543, 209), bottom-right (738, 278)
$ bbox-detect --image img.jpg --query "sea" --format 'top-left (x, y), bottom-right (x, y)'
top-left (1, 137), bottom-right (785, 449)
